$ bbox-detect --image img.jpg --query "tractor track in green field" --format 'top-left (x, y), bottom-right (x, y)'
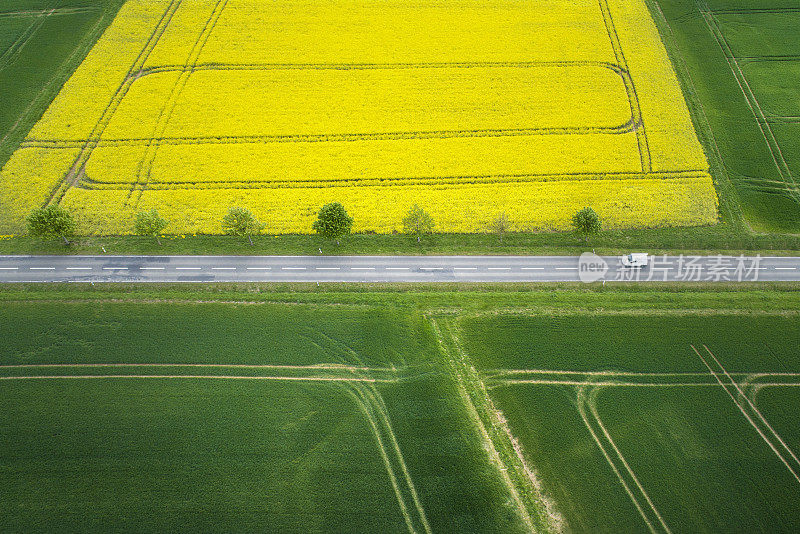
top-left (0, 362), bottom-right (401, 383)
top-left (0, 374), bottom-right (394, 383)
top-left (478, 348), bottom-right (800, 529)
top-left (343, 381), bottom-right (431, 534)
top-left (0, 7), bottom-right (99, 19)
top-left (692, 344), bottom-right (800, 485)
top-left (710, 7), bottom-right (800, 16)
top-left (478, 337), bottom-right (800, 534)
top-left (0, 8), bottom-right (51, 73)
top-left (578, 385), bottom-right (672, 534)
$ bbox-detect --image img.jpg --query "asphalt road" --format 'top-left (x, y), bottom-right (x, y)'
top-left (1, 254), bottom-right (799, 283)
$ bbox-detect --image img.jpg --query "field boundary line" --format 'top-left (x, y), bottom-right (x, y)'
top-left (3, 302), bottom-right (797, 318)
top-left (0, 374), bottom-right (392, 382)
top-left (430, 316), bottom-right (563, 533)
top-left (701, 345), bottom-right (800, 472)
top-left (691, 344), bottom-right (800, 484)
top-left (429, 318), bottom-right (536, 531)
top-left (434, 308), bottom-right (800, 319)
top-left (0, 6), bottom-right (110, 150)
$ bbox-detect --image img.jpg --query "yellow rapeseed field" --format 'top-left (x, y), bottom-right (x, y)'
top-left (0, 0), bottom-right (717, 234)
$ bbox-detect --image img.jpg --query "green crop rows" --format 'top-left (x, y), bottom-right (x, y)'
top-left (459, 313), bottom-right (800, 532)
top-left (0, 299), bottom-right (528, 533)
top-left (1, 286), bottom-right (799, 532)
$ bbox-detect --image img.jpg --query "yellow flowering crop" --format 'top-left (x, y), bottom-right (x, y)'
top-left (0, 0), bottom-right (717, 235)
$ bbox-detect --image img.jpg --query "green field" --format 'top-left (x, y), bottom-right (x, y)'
top-left (456, 313), bottom-right (800, 532)
top-left (2, 285), bottom-right (800, 532)
top-left (650, 0), bottom-right (800, 233)
top-left (0, 300), bottom-right (528, 533)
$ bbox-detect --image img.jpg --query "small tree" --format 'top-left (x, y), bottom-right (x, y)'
top-left (572, 207), bottom-right (602, 242)
top-left (27, 205), bottom-right (75, 244)
top-left (489, 212), bottom-right (511, 242)
top-left (222, 206), bottom-right (264, 245)
top-left (312, 202), bottom-right (353, 243)
top-left (133, 209), bottom-right (168, 245)
top-left (402, 204), bottom-right (434, 243)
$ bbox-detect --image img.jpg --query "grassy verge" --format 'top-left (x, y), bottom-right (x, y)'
top-left (2, 223), bottom-right (800, 256)
top-left (3, 281), bottom-right (800, 311)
